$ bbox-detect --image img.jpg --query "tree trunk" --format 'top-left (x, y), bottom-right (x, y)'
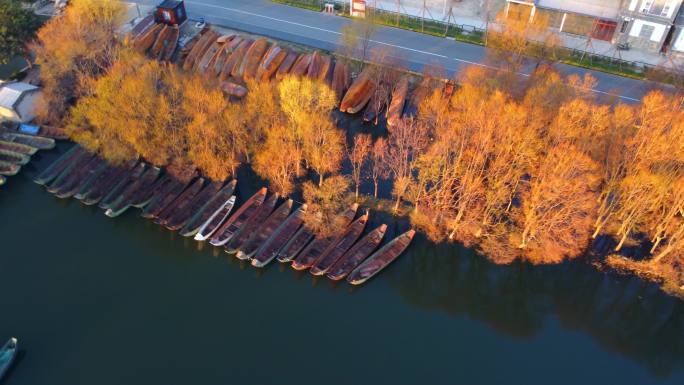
top-left (318, 173), bottom-right (324, 187)
top-left (393, 195), bottom-right (401, 213)
top-left (615, 232), bottom-right (628, 252)
top-left (373, 180), bottom-right (378, 198)
top-left (650, 244), bottom-right (673, 265)
top-left (355, 184), bottom-right (359, 201)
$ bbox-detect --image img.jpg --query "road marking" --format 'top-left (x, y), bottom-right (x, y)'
top-left (131, 0), bottom-right (642, 102)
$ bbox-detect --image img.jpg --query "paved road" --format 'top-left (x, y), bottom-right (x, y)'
top-left (134, 0), bottom-right (654, 102)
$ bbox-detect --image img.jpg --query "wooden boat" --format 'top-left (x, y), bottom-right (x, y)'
top-left (221, 39), bottom-right (253, 81)
top-left (291, 203), bottom-right (359, 270)
top-left (331, 61), bottom-right (351, 104)
top-left (386, 76), bottom-right (409, 127)
top-left (307, 51), bottom-right (331, 81)
top-left (257, 46), bottom-right (287, 81)
top-left (340, 68), bottom-right (376, 114)
top-left (184, 30), bottom-right (219, 71)
top-left (34, 145), bottom-right (83, 185)
top-left (347, 229), bottom-right (415, 285)
top-left (362, 82), bottom-right (390, 124)
top-left (231, 39), bottom-right (259, 78)
top-left (155, 177), bottom-right (205, 225)
top-left (133, 23), bottom-right (162, 53)
top-left (0, 337), bottom-right (18, 381)
top-left (180, 179), bottom-right (237, 237)
top-left (150, 24), bottom-right (171, 58)
top-left (216, 34), bottom-right (234, 44)
top-left (191, 30), bottom-right (221, 71)
top-left (99, 163), bottom-right (146, 209)
top-left (405, 77), bottom-right (434, 117)
top-left (160, 25), bottom-right (180, 62)
top-left (0, 140), bottom-right (37, 155)
top-left (289, 53), bottom-right (312, 77)
top-left (164, 179), bottom-right (223, 231)
top-left (0, 161), bottom-right (20, 176)
top-left (194, 195), bottom-right (236, 241)
top-left (0, 149), bottom-right (29, 165)
top-left (213, 36), bottom-right (242, 76)
top-left (141, 173), bottom-right (193, 218)
top-left (276, 224), bottom-right (315, 263)
top-left (47, 153), bottom-right (95, 193)
top-left (54, 156), bottom-right (106, 199)
top-left (126, 166), bottom-right (163, 207)
top-left (327, 224), bottom-right (387, 281)
top-left (223, 193), bottom-right (278, 252)
top-left (182, 29), bottom-right (213, 70)
top-left (105, 166), bottom-right (160, 217)
top-left (275, 51), bottom-right (298, 80)
top-left (242, 38), bottom-right (270, 82)
top-left (0, 132), bottom-right (55, 150)
top-left (72, 160), bottom-right (109, 199)
top-left (235, 199), bottom-right (293, 260)
top-left (80, 162), bottom-right (137, 205)
top-left (252, 204), bottom-right (307, 267)
top-left (310, 213), bottom-right (369, 275)
top-left (221, 82), bottom-right (247, 98)
top-left (130, 15), bottom-right (155, 39)
top-left (178, 27), bottom-right (208, 62)
top-left (196, 40), bottom-right (223, 74)
top-left (209, 187), bottom-right (267, 246)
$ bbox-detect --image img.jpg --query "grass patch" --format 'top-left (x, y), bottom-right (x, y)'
top-left (271, 0), bottom-right (323, 12)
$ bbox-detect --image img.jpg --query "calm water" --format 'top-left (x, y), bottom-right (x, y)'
top-left (1, 145), bottom-right (684, 385)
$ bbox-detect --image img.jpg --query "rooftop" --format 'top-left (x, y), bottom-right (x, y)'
top-left (0, 82), bottom-right (39, 110)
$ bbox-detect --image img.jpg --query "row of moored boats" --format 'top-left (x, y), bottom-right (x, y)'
top-left (0, 131), bottom-right (55, 187)
top-left (35, 146), bottom-right (415, 285)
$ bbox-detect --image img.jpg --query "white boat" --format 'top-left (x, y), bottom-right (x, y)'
top-left (0, 337), bottom-right (18, 381)
top-left (194, 196), bottom-right (236, 241)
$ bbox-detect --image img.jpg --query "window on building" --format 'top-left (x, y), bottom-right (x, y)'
top-left (660, 0), bottom-right (672, 16)
top-left (620, 20), bottom-right (630, 33)
top-left (593, 20), bottom-right (617, 41)
top-left (640, 0), bottom-right (654, 13)
top-left (639, 24), bottom-right (656, 39)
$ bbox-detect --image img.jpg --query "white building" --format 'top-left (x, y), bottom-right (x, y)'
top-left (618, 0), bottom-right (684, 53)
top-left (0, 81), bottom-right (40, 123)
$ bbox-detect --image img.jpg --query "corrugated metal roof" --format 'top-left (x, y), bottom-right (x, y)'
top-left (0, 82), bottom-right (38, 110)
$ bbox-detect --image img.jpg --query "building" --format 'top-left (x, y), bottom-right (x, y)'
top-left (618, 0), bottom-right (684, 53)
top-left (504, 1), bottom-right (622, 42)
top-left (155, 0), bottom-right (187, 26)
top-left (672, 3), bottom-right (684, 54)
top-left (0, 81), bottom-right (40, 123)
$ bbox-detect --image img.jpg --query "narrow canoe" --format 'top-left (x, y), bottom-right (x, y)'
top-left (160, 25), bottom-right (180, 62)
top-left (209, 187), bottom-right (267, 246)
top-left (242, 38), bottom-right (270, 82)
top-left (307, 51), bottom-right (331, 81)
top-left (340, 68), bottom-right (375, 114)
top-left (275, 51), bottom-right (298, 80)
top-left (181, 179), bottom-right (237, 237)
top-left (54, 156), bottom-right (106, 199)
top-left (72, 160), bottom-right (110, 199)
top-left (221, 39), bottom-right (253, 81)
top-left (252, 204), bottom-right (307, 267)
top-left (182, 29), bottom-right (214, 70)
top-left (105, 166), bottom-right (160, 217)
top-left (188, 30), bottom-right (220, 71)
top-left (0, 140), bottom-right (37, 155)
top-left (347, 229), bottom-right (416, 285)
top-left (133, 23), bottom-right (162, 53)
top-left (291, 203), bottom-right (359, 270)
top-left (196, 40), bottom-right (223, 74)
top-left (231, 39), bottom-right (259, 78)
top-left (0, 133), bottom-right (55, 150)
top-left (47, 153), bottom-right (95, 193)
top-left (0, 337), bottom-right (18, 381)
top-left (386, 76), bottom-right (409, 127)
top-left (34, 145), bottom-right (82, 185)
top-left (289, 53), bottom-right (312, 77)
top-left (126, 166), bottom-right (163, 207)
top-left (362, 82), bottom-right (390, 124)
top-left (327, 224), bottom-right (387, 281)
top-left (130, 15), bottom-right (155, 39)
top-left (276, 224), bottom-right (315, 263)
top-left (235, 199), bottom-right (293, 260)
top-left (178, 28), bottom-right (204, 63)
top-left (155, 177), bottom-right (205, 225)
top-left (164, 179), bottom-right (223, 231)
top-left (99, 163), bottom-right (146, 210)
top-left (131, 171), bottom-right (176, 209)
top-left (256, 45), bottom-right (286, 81)
top-left (81, 162), bottom-right (138, 205)
top-left (0, 149), bottom-right (29, 165)
top-left (404, 77), bottom-right (434, 117)
top-left (331, 60), bottom-right (351, 104)
top-left (0, 161), bottom-right (20, 176)
top-left (141, 174), bottom-right (194, 219)
top-left (223, 193), bottom-right (279, 252)
top-left (310, 213), bottom-right (369, 276)
top-left (213, 36), bottom-right (242, 76)
top-left (194, 195), bottom-right (236, 241)
top-left (150, 24), bottom-right (171, 58)
top-left (221, 82), bottom-right (248, 98)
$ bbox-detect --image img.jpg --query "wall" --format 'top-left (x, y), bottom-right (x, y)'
top-left (629, 18), bottom-right (668, 41)
top-left (673, 27), bottom-right (684, 51)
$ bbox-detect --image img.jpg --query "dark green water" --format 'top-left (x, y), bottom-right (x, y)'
top-left (1, 147), bottom-right (684, 385)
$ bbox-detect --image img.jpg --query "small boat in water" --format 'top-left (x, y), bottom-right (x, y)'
top-left (347, 229), bottom-right (415, 285)
top-left (54, 156), bottom-right (106, 199)
top-left (105, 166), bottom-right (161, 217)
top-left (252, 204), bottom-right (307, 267)
top-left (0, 140), bottom-right (36, 155)
top-left (327, 224), bottom-right (387, 280)
top-left (47, 153), bottom-right (95, 193)
top-left (209, 187), bottom-right (267, 246)
top-left (310, 213), bottom-right (369, 276)
top-left (140, 174), bottom-right (193, 219)
top-left (0, 132), bottom-right (55, 150)
top-left (0, 337), bottom-right (18, 381)
top-left (194, 195), bottom-right (236, 241)
top-left (156, 177), bottom-right (205, 225)
top-left (80, 162), bottom-right (137, 205)
top-left (235, 199), bottom-right (293, 260)
top-left (164, 180), bottom-right (223, 230)
top-left (99, 163), bottom-right (146, 209)
top-left (223, 192), bottom-right (278, 253)
top-left (0, 161), bottom-right (19, 176)
top-left (291, 203), bottom-right (359, 270)
top-left (181, 180), bottom-right (237, 237)
top-left (34, 145), bottom-right (83, 185)
top-left (276, 224), bottom-right (315, 263)
top-left (0, 149), bottom-right (29, 165)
